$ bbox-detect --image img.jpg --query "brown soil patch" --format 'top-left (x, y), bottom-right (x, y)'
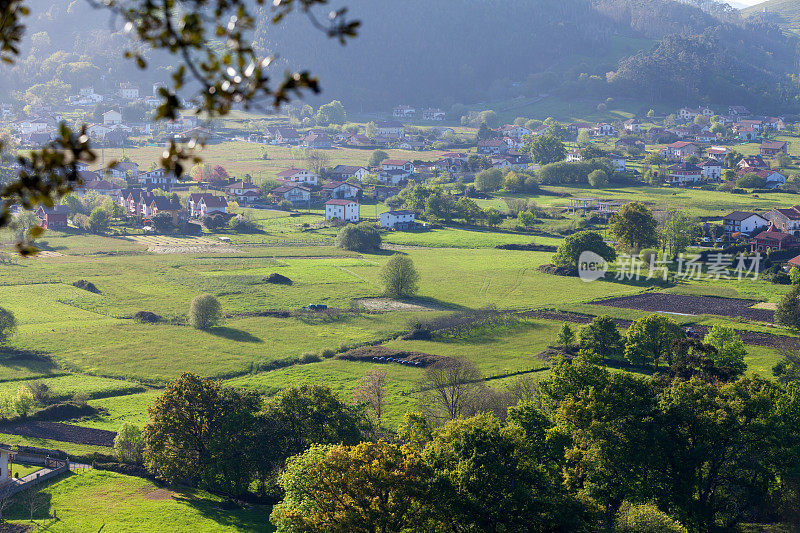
top-left (0, 421), bottom-right (116, 447)
top-left (336, 345), bottom-right (454, 367)
top-left (594, 293), bottom-right (774, 322)
top-left (141, 488), bottom-right (176, 501)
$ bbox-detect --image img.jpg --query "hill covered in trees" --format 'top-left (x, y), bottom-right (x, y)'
top-left (743, 0), bottom-right (800, 33)
top-left (2, 0), bottom-right (799, 114)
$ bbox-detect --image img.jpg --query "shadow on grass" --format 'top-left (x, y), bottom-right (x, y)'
top-left (435, 317), bottom-right (546, 345)
top-left (0, 348), bottom-right (61, 376)
top-left (205, 327), bottom-right (263, 343)
top-left (179, 490), bottom-right (275, 533)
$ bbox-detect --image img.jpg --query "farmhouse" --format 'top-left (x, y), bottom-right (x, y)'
top-left (322, 181), bottom-right (360, 199)
top-left (666, 162), bottom-right (702, 186)
top-left (663, 141), bottom-right (698, 160)
top-left (268, 127), bottom-right (301, 144)
top-left (189, 193), bottom-right (226, 217)
top-left (277, 167), bottom-right (318, 186)
top-left (738, 156), bottom-right (768, 172)
top-left (325, 199), bottom-right (360, 223)
top-left (224, 179), bottom-right (261, 203)
top-left (760, 141), bottom-right (788, 157)
top-left (84, 179), bottom-right (121, 197)
top-left (623, 119), bottom-right (641, 133)
top-left (380, 210), bottom-right (416, 230)
top-left (102, 110), bottom-right (122, 126)
top-left (722, 211), bottom-right (768, 235)
top-left (705, 146), bottom-right (728, 161)
top-left (566, 149), bottom-right (582, 162)
top-left (382, 160), bottom-right (414, 174)
top-left (593, 123), bottom-right (617, 136)
top-left (139, 168), bottom-right (177, 189)
top-left (271, 184), bottom-right (311, 205)
top-left (148, 196), bottom-right (183, 223)
top-left (741, 169), bottom-right (788, 189)
top-left (477, 139), bottom-right (507, 155)
top-left (393, 105), bottom-right (416, 118)
top-left (736, 126), bottom-right (758, 142)
top-left (751, 224), bottom-right (797, 252)
top-left (302, 133), bottom-right (333, 149)
top-left (765, 206), bottom-right (800, 235)
top-left (422, 108), bottom-right (445, 121)
top-left (700, 160), bottom-right (722, 181)
top-left (118, 82), bottom-right (139, 99)
top-left (198, 195), bottom-right (228, 217)
top-left (376, 121), bottom-right (405, 139)
top-left (109, 161), bottom-right (139, 180)
top-left (35, 205), bottom-right (69, 229)
top-left (331, 165), bottom-right (369, 181)
top-left (609, 154), bottom-right (626, 172)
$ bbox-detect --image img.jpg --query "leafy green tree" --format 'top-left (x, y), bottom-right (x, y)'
top-left (0, 307), bottom-right (16, 346)
top-left (609, 202), bottom-right (659, 251)
top-left (365, 121), bottom-right (378, 139)
top-left (314, 100), bottom-right (346, 125)
top-left (143, 373), bottom-right (261, 495)
top-left (423, 190), bottom-right (458, 222)
top-left (271, 441), bottom-right (427, 533)
top-left (581, 144), bottom-right (607, 160)
top-left (545, 121), bottom-right (569, 140)
top-left (455, 197), bottom-right (482, 224)
top-left (503, 170), bottom-right (524, 192)
top-left (776, 284), bottom-right (800, 329)
top-left (484, 208), bottom-right (503, 227)
top-left (557, 323), bottom-right (575, 350)
top-left (552, 230), bottom-right (616, 269)
top-left (518, 210), bottom-right (536, 227)
top-left (474, 168), bottom-right (504, 192)
top-left (381, 254), bottom-right (420, 299)
top-left (724, 150), bottom-right (744, 169)
top-left (336, 222), bottom-right (382, 253)
top-left (87, 207), bottom-right (110, 234)
top-left (189, 293), bottom-right (222, 330)
top-left (580, 315), bottom-right (623, 361)
top-left (150, 212), bottom-right (174, 234)
top-left (736, 172), bottom-right (767, 189)
top-left (477, 122), bottom-right (492, 140)
top-left (624, 314), bottom-right (684, 369)
top-left (588, 169), bottom-right (609, 188)
top-left (368, 149), bottom-right (389, 167)
top-left (661, 211), bottom-right (697, 257)
top-left (703, 325), bottom-right (747, 376)
top-left (114, 423), bottom-right (145, 465)
top-left (576, 130), bottom-right (591, 145)
top-left (525, 134), bottom-right (567, 164)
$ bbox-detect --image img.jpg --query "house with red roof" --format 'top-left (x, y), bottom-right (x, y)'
top-left (271, 184), bottom-right (311, 205)
top-left (662, 141), bottom-right (698, 160)
top-left (224, 179), bottom-right (261, 204)
top-left (189, 193), bottom-right (227, 217)
top-left (666, 162), bottom-right (702, 186)
top-left (765, 206), bottom-right (800, 235)
top-left (477, 139), bottom-right (507, 155)
top-left (737, 156), bottom-right (769, 172)
top-left (751, 223), bottom-right (797, 253)
top-left (35, 205), bottom-right (69, 229)
top-left (760, 140), bottom-right (788, 157)
top-left (276, 167), bottom-right (318, 186)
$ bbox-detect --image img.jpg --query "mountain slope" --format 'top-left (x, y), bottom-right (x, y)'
top-left (742, 0), bottom-right (800, 32)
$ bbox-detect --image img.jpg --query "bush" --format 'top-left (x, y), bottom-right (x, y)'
top-left (228, 216), bottom-right (259, 233)
top-left (299, 352), bottom-right (322, 364)
top-left (133, 311), bottom-right (163, 324)
top-left (29, 401), bottom-right (99, 422)
top-left (588, 169), bottom-right (609, 188)
top-left (189, 293), bottom-right (222, 330)
top-left (203, 213), bottom-right (228, 230)
top-left (638, 248), bottom-right (659, 266)
top-left (336, 223), bottom-right (382, 253)
top-left (73, 279), bottom-right (101, 294)
top-left (613, 502), bottom-right (687, 533)
top-left (114, 423), bottom-right (145, 465)
top-left (320, 348), bottom-right (336, 358)
top-left (474, 168), bottom-right (504, 192)
top-left (264, 273), bottom-right (293, 285)
top-left (0, 307), bottom-right (17, 345)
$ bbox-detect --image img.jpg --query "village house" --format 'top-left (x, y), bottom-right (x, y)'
top-left (139, 168), bottom-right (178, 189)
top-left (276, 167), bottom-right (318, 186)
top-left (381, 160), bottom-right (414, 175)
top-left (678, 107), bottom-right (701, 121)
top-left (498, 125), bottom-right (530, 139)
top-left (118, 82), bottom-right (139, 100)
top-left (110, 161), bottom-right (139, 180)
top-left (663, 141), bottom-right (699, 160)
top-left (380, 210), bottom-right (416, 230)
top-left (148, 196), bottom-right (183, 223)
top-left (302, 133), bottom-right (333, 149)
top-left (739, 119), bottom-right (763, 131)
top-left (765, 207), bottom-right (800, 235)
top-left (760, 140), bottom-right (788, 157)
top-left (126, 190), bottom-right (158, 217)
top-left (325, 199), bottom-right (360, 223)
top-left (764, 117), bottom-right (785, 131)
top-left (14, 116), bottom-right (56, 135)
top-left (84, 179), bottom-right (122, 197)
top-left (224, 179), bottom-right (261, 204)
top-left (330, 165), bottom-right (369, 181)
top-left (623, 119), bottom-right (641, 133)
top-left (271, 184), bottom-right (311, 205)
top-left (102, 110), bottom-right (123, 126)
top-left (736, 125), bottom-right (758, 142)
top-left (566, 149), bottom-right (582, 163)
top-left (593, 123), bottom-right (617, 136)
top-left (700, 160), bottom-right (722, 181)
top-left (198, 195), bottom-right (228, 217)
top-left (376, 121), bottom-right (405, 139)
top-left (695, 133), bottom-right (716, 144)
top-left (751, 223), bottom-right (796, 252)
top-left (739, 169), bottom-right (788, 189)
top-left (477, 138), bottom-right (507, 155)
top-left (609, 154), bottom-right (627, 172)
top-left (666, 162), bottom-right (702, 186)
top-left (268, 126), bottom-right (301, 145)
top-left (704, 146), bottom-right (728, 161)
top-left (35, 205), bottom-right (69, 229)
top-left (395, 139), bottom-right (426, 151)
top-left (728, 105), bottom-right (751, 116)
top-left (422, 108), bottom-right (446, 121)
top-left (393, 105), bottom-right (416, 118)
top-left (738, 156), bottom-right (769, 172)
top-left (189, 193), bottom-right (223, 217)
top-left (322, 181), bottom-right (360, 199)
top-left (722, 211), bottom-right (768, 235)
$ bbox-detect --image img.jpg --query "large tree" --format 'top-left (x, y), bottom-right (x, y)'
top-left (0, 307), bottom-right (16, 346)
top-left (552, 230), bottom-right (616, 270)
top-left (524, 134), bottom-right (567, 165)
top-left (624, 314), bottom-right (685, 369)
top-left (609, 202), bottom-right (659, 251)
top-left (381, 254), bottom-right (420, 299)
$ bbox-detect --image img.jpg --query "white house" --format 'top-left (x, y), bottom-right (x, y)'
top-left (322, 180), bottom-right (360, 199)
top-left (566, 149), bottom-right (582, 162)
top-left (700, 160), bottom-right (722, 181)
top-left (609, 154), bottom-right (626, 172)
top-left (666, 162), bottom-right (702, 186)
top-left (376, 121), bottom-right (405, 139)
top-left (593, 123), bottom-right (617, 136)
top-left (325, 199), bottom-right (360, 223)
top-left (276, 167), bottom-right (318, 185)
top-left (393, 105), bottom-right (416, 118)
top-left (380, 210), bottom-right (416, 229)
top-left (678, 107), bottom-right (701, 121)
top-left (271, 184), bottom-right (311, 205)
top-left (224, 179), bottom-right (261, 203)
top-left (103, 110), bottom-right (122, 126)
top-left (119, 83), bottom-right (139, 99)
top-left (382, 160), bottom-right (414, 174)
top-left (139, 168), bottom-right (178, 189)
top-left (623, 119), bottom-right (641, 133)
top-left (722, 211), bottom-right (768, 235)
top-left (199, 195), bottom-right (228, 217)
top-left (422, 108), bottom-right (445, 121)
top-left (331, 165), bottom-right (369, 181)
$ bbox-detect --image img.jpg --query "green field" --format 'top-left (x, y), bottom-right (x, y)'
top-left (5, 470), bottom-right (273, 532)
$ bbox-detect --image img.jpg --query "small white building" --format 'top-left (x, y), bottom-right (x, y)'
top-left (0, 445), bottom-right (15, 483)
top-left (609, 154), bottom-right (626, 172)
top-left (325, 199), bottom-right (360, 223)
top-left (276, 167), bottom-right (318, 186)
top-left (103, 110), bottom-right (123, 126)
top-left (119, 83), bottom-right (139, 100)
top-left (700, 160), bottom-right (722, 181)
top-left (722, 212), bottom-right (768, 235)
top-left (380, 210), bottom-right (416, 230)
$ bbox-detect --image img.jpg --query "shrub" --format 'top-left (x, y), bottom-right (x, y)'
top-left (299, 353), bottom-right (322, 364)
top-left (613, 502), bottom-right (687, 533)
top-left (203, 213), bottom-right (228, 230)
top-left (73, 279), bottom-right (101, 294)
top-left (638, 248), bottom-right (659, 266)
top-left (264, 273), bottom-right (293, 285)
top-left (278, 199), bottom-right (294, 211)
top-left (320, 348), bottom-right (336, 358)
top-left (588, 169), bottom-right (609, 188)
top-left (336, 223), bottom-right (382, 253)
top-left (133, 311), bottom-right (163, 324)
top-left (0, 307), bottom-right (17, 345)
top-left (114, 423), bottom-right (145, 465)
top-left (189, 294), bottom-right (222, 330)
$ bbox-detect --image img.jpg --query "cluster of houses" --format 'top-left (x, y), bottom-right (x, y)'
top-left (392, 105), bottom-right (446, 121)
top-left (721, 206), bottom-right (800, 258)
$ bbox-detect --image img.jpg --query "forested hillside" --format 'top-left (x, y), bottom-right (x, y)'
top-left (2, 0), bottom-right (799, 113)
top-left (743, 0), bottom-right (800, 33)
